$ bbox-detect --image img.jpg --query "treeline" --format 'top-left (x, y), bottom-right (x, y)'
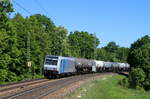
top-left (127, 35), bottom-right (150, 91)
top-left (119, 35), bottom-right (150, 91)
top-left (96, 42), bottom-right (129, 62)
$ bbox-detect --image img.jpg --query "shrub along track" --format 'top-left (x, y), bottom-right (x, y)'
top-left (1, 73), bottom-right (115, 99)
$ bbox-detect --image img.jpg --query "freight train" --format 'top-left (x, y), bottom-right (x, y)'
top-left (44, 55), bottom-right (130, 78)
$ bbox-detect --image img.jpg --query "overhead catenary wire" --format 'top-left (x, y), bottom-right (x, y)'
top-left (33, 0), bottom-right (55, 21)
top-left (33, 0), bottom-right (49, 16)
top-left (12, 0), bottom-right (108, 48)
top-left (12, 0), bottom-right (50, 77)
top-left (12, 0), bottom-right (32, 15)
top-left (11, 0), bottom-right (32, 62)
top-left (11, 0), bottom-right (34, 78)
top-left (12, 0), bottom-right (54, 24)
top-left (33, 0), bottom-right (54, 75)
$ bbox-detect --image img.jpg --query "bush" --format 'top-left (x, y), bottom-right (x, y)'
top-left (0, 69), bottom-right (17, 83)
top-left (7, 71), bottom-right (17, 82)
top-left (127, 35), bottom-right (150, 91)
top-left (129, 68), bottom-right (146, 89)
top-left (119, 77), bottom-right (129, 88)
top-left (0, 69), bottom-right (8, 82)
top-left (143, 75), bottom-right (150, 91)
top-left (17, 75), bottom-right (25, 81)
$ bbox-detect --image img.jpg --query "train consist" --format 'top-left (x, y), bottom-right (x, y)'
top-left (44, 55), bottom-right (130, 77)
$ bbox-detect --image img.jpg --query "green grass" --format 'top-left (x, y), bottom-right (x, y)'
top-left (67, 75), bottom-right (150, 99)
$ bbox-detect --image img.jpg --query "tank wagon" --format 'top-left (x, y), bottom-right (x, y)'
top-left (94, 60), bottom-right (104, 72)
top-left (103, 62), bottom-right (113, 71)
top-left (44, 55), bottom-right (130, 78)
top-left (75, 58), bottom-right (95, 73)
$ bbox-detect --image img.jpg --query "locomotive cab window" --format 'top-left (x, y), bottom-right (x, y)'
top-left (45, 59), bottom-right (58, 65)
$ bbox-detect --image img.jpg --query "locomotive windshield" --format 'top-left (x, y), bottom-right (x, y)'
top-left (45, 59), bottom-right (58, 65)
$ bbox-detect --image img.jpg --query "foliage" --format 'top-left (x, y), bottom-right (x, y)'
top-left (129, 68), bottom-right (146, 89)
top-left (128, 35), bottom-right (150, 91)
top-left (96, 42), bottom-right (129, 62)
top-left (128, 35), bottom-right (150, 68)
top-left (68, 31), bottom-right (100, 59)
top-left (0, 0), bottom-right (13, 29)
top-left (116, 47), bottom-right (129, 62)
top-left (119, 77), bottom-right (129, 88)
top-left (96, 48), bottom-right (109, 61)
top-left (104, 41), bottom-right (119, 53)
top-left (0, 69), bottom-right (17, 82)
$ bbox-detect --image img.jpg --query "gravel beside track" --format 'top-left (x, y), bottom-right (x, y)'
top-left (2, 73), bottom-right (114, 99)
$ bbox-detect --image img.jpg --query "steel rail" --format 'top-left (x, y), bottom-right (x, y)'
top-left (3, 73), bottom-right (110, 99)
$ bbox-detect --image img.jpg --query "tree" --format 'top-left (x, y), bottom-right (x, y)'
top-left (116, 47), bottom-right (129, 62)
top-left (99, 42), bottom-right (129, 62)
top-left (0, 0), bottom-right (13, 29)
top-left (96, 48), bottom-right (109, 61)
top-left (0, 0), bottom-right (19, 82)
top-left (7, 13), bottom-right (71, 80)
top-left (51, 26), bottom-right (68, 55)
top-left (127, 35), bottom-right (150, 90)
top-left (104, 41), bottom-right (119, 53)
top-left (128, 36), bottom-right (150, 68)
top-left (68, 31), bottom-right (99, 59)
top-left (129, 68), bottom-right (146, 89)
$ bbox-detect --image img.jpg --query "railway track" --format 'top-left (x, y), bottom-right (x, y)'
top-left (0, 78), bottom-right (51, 99)
top-left (0, 78), bottom-right (48, 92)
top-left (1, 73), bottom-right (113, 99)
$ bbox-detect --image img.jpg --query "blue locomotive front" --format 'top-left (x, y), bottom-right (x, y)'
top-left (44, 55), bottom-right (59, 76)
top-left (44, 55), bottom-right (76, 77)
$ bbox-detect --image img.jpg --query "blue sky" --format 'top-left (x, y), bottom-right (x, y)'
top-left (12, 0), bottom-right (150, 48)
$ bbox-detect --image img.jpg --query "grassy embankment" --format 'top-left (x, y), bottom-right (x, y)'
top-left (67, 75), bottom-right (150, 99)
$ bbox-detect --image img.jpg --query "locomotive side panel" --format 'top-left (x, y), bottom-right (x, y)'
top-left (60, 57), bottom-right (76, 73)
